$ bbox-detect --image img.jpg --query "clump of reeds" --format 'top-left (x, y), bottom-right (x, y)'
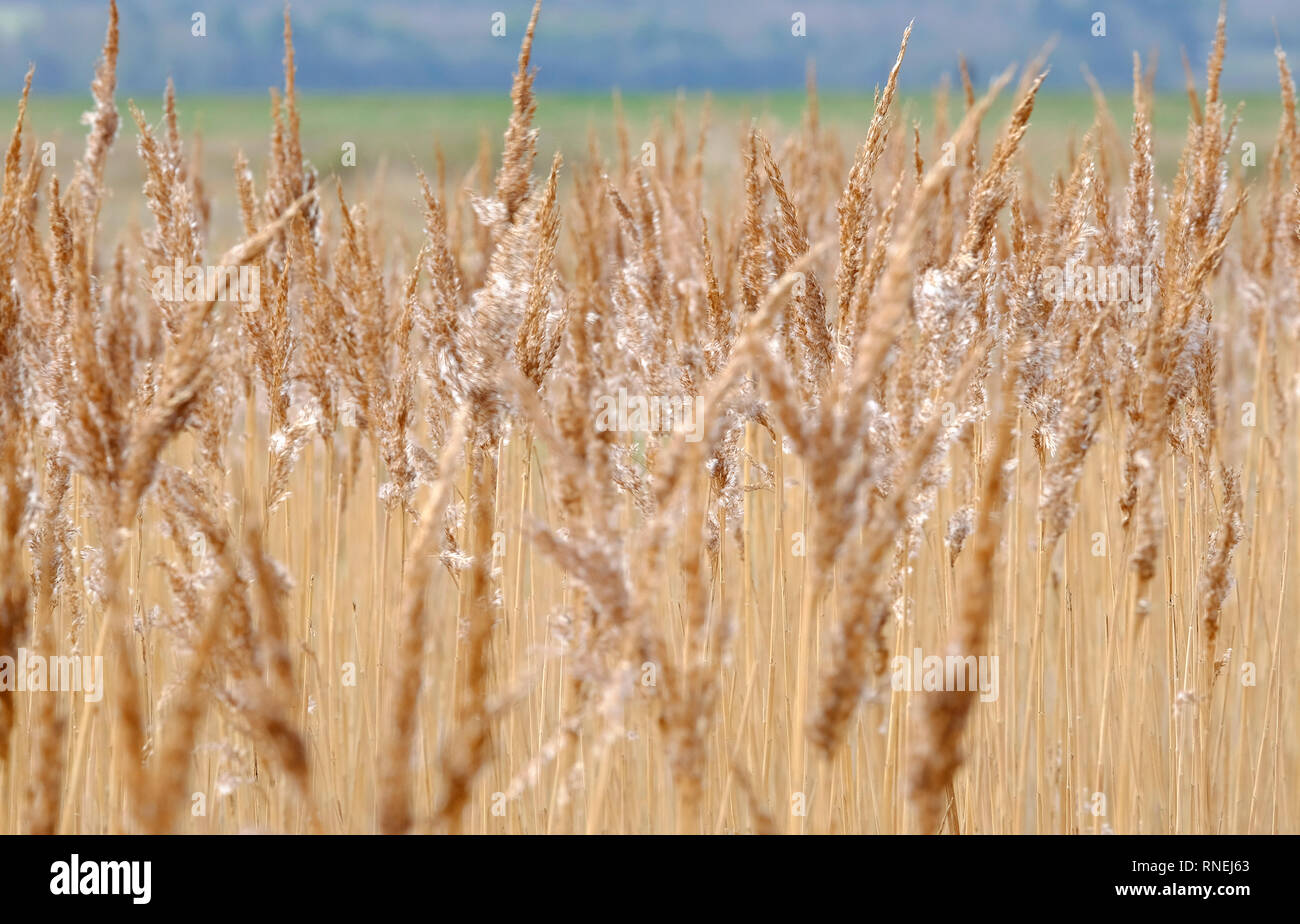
top-left (0, 0), bottom-right (1291, 837)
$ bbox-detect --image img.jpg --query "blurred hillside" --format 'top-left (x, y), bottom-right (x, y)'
top-left (0, 0), bottom-right (1294, 96)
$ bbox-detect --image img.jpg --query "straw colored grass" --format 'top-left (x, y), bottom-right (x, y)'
top-left (0, 0), bottom-right (1294, 834)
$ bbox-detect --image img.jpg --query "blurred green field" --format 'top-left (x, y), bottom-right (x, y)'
top-left (0, 89), bottom-right (1284, 243)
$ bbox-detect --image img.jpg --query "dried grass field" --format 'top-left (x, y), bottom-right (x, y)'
top-left (0, 1), bottom-right (1296, 834)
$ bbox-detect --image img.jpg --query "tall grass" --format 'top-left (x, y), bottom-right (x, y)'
top-left (0, 0), bottom-right (1293, 834)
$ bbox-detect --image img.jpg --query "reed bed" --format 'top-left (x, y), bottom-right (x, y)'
top-left (0, 1), bottom-right (1294, 834)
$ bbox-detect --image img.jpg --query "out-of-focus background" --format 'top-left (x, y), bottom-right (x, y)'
top-left (3, 0), bottom-right (1292, 93)
top-left (0, 0), bottom-right (1289, 238)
